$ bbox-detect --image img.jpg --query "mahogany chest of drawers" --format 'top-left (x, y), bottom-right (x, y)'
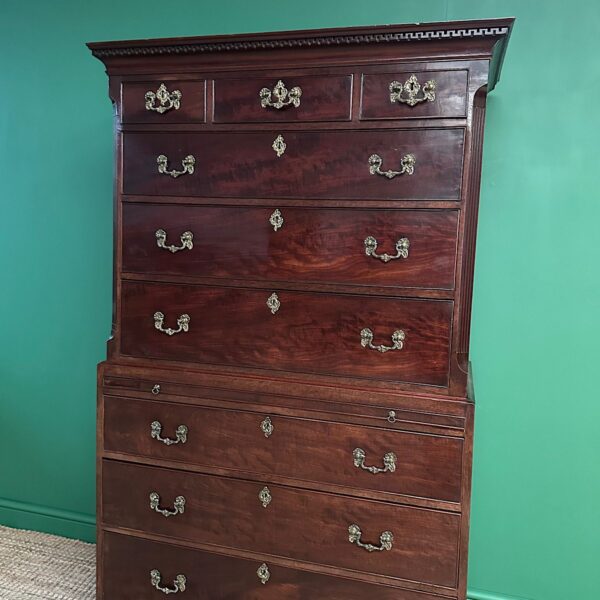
top-left (89, 18), bottom-right (513, 599)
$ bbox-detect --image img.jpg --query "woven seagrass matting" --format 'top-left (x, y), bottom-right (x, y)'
top-left (0, 525), bottom-right (95, 599)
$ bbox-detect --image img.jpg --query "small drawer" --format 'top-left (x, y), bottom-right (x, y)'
top-left (102, 461), bottom-right (460, 587)
top-left (120, 281), bottom-right (453, 387)
top-left (121, 80), bottom-right (206, 123)
top-left (103, 531), bottom-right (450, 599)
top-left (122, 129), bottom-right (464, 200)
top-left (213, 73), bottom-right (352, 123)
top-left (122, 204), bottom-right (459, 291)
top-left (361, 69), bottom-right (468, 120)
top-left (103, 396), bottom-right (463, 503)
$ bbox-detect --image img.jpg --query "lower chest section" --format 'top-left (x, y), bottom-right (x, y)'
top-left (98, 367), bottom-right (472, 599)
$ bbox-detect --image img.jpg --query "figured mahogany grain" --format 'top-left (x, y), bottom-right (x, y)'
top-left (361, 70), bottom-right (468, 120)
top-left (103, 531), bottom-right (452, 600)
top-left (121, 129), bottom-right (465, 200)
top-left (214, 73), bottom-right (352, 123)
top-left (102, 460), bottom-right (460, 587)
top-left (103, 395), bottom-right (463, 503)
top-left (121, 80), bottom-right (206, 123)
top-left (122, 204), bottom-right (459, 291)
top-left (120, 281), bottom-right (453, 386)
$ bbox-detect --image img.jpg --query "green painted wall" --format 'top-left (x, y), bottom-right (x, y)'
top-left (1, 1), bottom-right (598, 599)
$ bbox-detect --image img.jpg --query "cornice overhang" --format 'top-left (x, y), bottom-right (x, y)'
top-left (88, 18), bottom-right (514, 89)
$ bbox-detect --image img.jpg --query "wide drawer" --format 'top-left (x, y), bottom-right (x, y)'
top-left (122, 204), bottom-right (459, 290)
top-left (103, 396), bottom-right (463, 503)
top-left (121, 79), bottom-right (206, 123)
top-left (122, 129), bottom-right (464, 200)
top-left (361, 69), bottom-right (468, 120)
top-left (103, 531), bottom-right (452, 599)
top-left (120, 281), bottom-right (453, 386)
top-left (213, 73), bottom-right (352, 123)
top-left (102, 461), bottom-right (460, 587)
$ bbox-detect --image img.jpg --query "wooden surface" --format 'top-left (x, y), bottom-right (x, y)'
top-left (214, 73), bottom-right (352, 123)
top-left (103, 530), bottom-right (456, 600)
top-left (122, 129), bottom-right (465, 200)
top-left (361, 69), bottom-right (468, 120)
top-left (102, 460), bottom-right (460, 587)
top-left (103, 395), bottom-right (464, 503)
top-left (119, 281), bottom-right (453, 386)
top-left (122, 204), bottom-right (459, 292)
top-left (87, 19), bottom-right (513, 92)
top-left (90, 19), bottom-right (513, 599)
top-left (100, 361), bottom-right (470, 421)
top-left (121, 79), bottom-right (206, 124)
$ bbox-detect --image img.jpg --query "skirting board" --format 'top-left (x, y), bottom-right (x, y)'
top-left (0, 497), bottom-right (95, 543)
top-left (469, 590), bottom-right (532, 600)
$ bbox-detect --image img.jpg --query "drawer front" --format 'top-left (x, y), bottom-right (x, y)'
top-left (122, 129), bottom-right (464, 200)
top-left (122, 204), bottom-right (459, 291)
top-left (102, 461), bottom-right (460, 587)
top-left (214, 74), bottom-right (352, 123)
top-left (361, 70), bottom-right (468, 120)
top-left (103, 531), bottom-right (449, 600)
top-left (122, 80), bottom-right (206, 123)
top-left (120, 282), bottom-right (452, 386)
top-left (103, 396), bottom-right (464, 503)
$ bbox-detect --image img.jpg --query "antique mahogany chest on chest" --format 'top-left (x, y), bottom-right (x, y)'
top-left (89, 18), bottom-right (513, 599)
